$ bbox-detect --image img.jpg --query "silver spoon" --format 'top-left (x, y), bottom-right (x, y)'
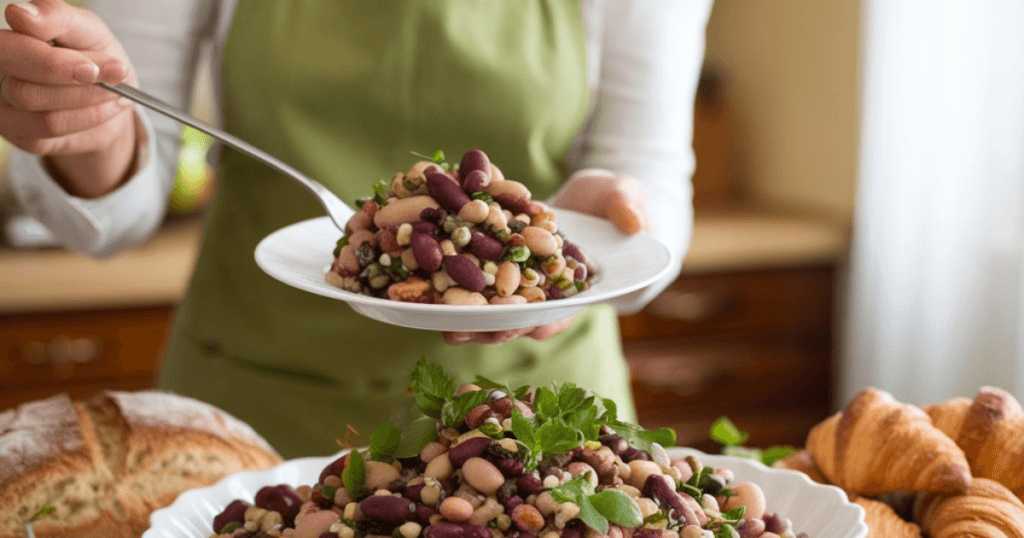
top-left (98, 82), bottom-right (355, 230)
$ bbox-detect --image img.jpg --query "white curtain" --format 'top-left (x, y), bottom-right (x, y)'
top-left (843, 0), bottom-right (1024, 405)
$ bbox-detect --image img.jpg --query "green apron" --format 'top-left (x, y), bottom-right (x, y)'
top-left (158, 0), bottom-right (635, 458)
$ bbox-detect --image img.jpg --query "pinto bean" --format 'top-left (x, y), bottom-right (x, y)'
top-left (458, 200), bottom-right (490, 223)
top-left (425, 453), bottom-right (455, 481)
top-left (511, 504), bottom-right (544, 533)
top-left (461, 458), bottom-right (504, 495)
top-left (486, 180), bottom-right (531, 200)
top-left (427, 172), bottom-right (471, 211)
top-left (443, 255), bottom-right (486, 292)
top-left (365, 461), bottom-right (402, 492)
top-left (442, 288), bottom-right (488, 306)
top-left (440, 497), bottom-right (474, 523)
top-left (339, 245), bottom-right (360, 274)
top-left (375, 196), bottom-right (441, 228)
top-left (720, 482), bottom-right (766, 520)
top-left (346, 210), bottom-right (373, 234)
top-left (490, 295), bottom-right (527, 305)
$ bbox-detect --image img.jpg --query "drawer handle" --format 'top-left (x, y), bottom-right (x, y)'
top-left (21, 336), bottom-right (102, 379)
top-left (646, 289), bottom-right (737, 322)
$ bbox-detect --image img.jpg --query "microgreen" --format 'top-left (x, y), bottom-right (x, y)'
top-left (342, 449), bottom-right (366, 498)
top-left (710, 417), bottom-right (799, 466)
top-left (471, 192), bottom-right (494, 204)
top-left (410, 149), bottom-right (446, 163)
top-left (718, 506), bottom-right (746, 525)
top-left (372, 179), bottom-right (390, 206)
top-left (29, 506), bottom-right (54, 522)
top-left (333, 236), bottom-right (349, 258)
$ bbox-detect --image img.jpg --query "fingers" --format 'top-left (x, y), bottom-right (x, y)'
top-left (527, 316), bottom-right (575, 340)
top-left (1, 76), bottom-right (122, 111)
top-left (0, 96), bottom-right (131, 141)
top-left (606, 185), bottom-right (649, 234)
top-left (5, 110), bottom-right (131, 155)
top-left (6, 0), bottom-right (113, 51)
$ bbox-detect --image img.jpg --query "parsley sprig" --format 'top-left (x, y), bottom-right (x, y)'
top-left (709, 417), bottom-right (798, 466)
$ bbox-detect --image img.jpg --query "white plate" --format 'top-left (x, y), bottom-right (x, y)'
top-left (254, 210), bottom-right (673, 331)
top-left (143, 448), bottom-right (867, 538)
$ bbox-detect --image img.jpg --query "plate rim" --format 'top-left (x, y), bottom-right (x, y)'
top-left (144, 447), bottom-right (868, 538)
top-left (253, 209), bottom-right (675, 314)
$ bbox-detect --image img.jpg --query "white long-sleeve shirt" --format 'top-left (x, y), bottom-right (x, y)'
top-left (9, 0), bottom-right (712, 313)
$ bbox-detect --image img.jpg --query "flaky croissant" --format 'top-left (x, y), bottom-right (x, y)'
top-left (913, 478), bottom-right (1024, 538)
top-left (925, 387), bottom-right (1024, 501)
top-left (855, 496), bottom-right (923, 538)
top-left (807, 388), bottom-right (971, 495)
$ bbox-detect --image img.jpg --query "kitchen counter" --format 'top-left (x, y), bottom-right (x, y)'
top-left (0, 207), bottom-right (849, 314)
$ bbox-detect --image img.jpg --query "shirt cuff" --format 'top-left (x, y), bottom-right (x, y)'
top-left (9, 105), bottom-right (165, 258)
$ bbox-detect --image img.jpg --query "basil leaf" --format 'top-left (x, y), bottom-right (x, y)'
top-left (342, 449), bottom-right (366, 498)
top-left (760, 445), bottom-right (801, 466)
top-left (537, 421), bottom-right (583, 455)
top-left (589, 490), bottom-right (643, 528)
top-left (369, 423), bottom-right (402, 462)
top-left (576, 497), bottom-right (609, 534)
top-left (510, 410), bottom-right (537, 447)
top-left (710, 417), bottom-right (749, 447)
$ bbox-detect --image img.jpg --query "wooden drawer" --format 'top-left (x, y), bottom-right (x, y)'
top-left (618, 266), bottom-right (833, 341)
top-left (625, 334), bottom-right (830, 415)
top-left (0, 376), bottom-right (157, 412)
top-left (0, 306), bottom-right (173, 393)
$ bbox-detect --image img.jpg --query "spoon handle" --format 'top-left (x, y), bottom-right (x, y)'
top-left (98, 82), bottom-right (354, 229)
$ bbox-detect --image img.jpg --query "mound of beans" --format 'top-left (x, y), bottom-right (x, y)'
top-left (208, 384), bottom-right (807, 538)
top-left (325, 149), bottom-right (597, 305)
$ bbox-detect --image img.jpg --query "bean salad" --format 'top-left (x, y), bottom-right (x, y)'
top-left (207, 360), bottom-right (807, 538)
top-left (326, 150), bottom-right (597, 305)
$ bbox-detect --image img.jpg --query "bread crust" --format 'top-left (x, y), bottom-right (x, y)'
top-left (0, 390), bottom-right (282, 538)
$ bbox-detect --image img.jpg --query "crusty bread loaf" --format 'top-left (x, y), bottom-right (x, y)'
top-left (0, 390), bottom-right (283, 538)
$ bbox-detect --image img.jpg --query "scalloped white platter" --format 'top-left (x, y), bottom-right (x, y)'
top-left (254, 209), bottom-right (673, 332)
top-left (143, 447), bottom-right (867, 538)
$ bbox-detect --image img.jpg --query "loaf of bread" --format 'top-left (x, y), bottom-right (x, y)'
top-left (0, 390), bottom-right (283, 538)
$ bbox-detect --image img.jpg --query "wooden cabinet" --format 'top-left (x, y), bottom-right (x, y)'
top-left (0, 306), bottom-right (173, 410)
top-left (621, 265), bottom-right (835, 451)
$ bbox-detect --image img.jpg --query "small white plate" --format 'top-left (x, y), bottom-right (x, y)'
top-left (254, 209), bottom-right (673, 331)
top-left (142, 447), bottom-right (868, 538)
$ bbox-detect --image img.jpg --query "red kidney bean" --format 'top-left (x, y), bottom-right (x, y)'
top-left (405, 481), bottom-right (426, 502)
top-left (562, 525), bottom-right (584, 538)
top-left (501, 496), bottom-right (525, 513)
top-left (415, 504), bottom-right (437, 524)
top-left (494, 193), bottom-right (531, 215)
top-left (460, 149), bottom-right (491, 182)
top-left (319, 532), bottom-right (337, 538)
top-left (516, 474), bottom-right (543, 495)
top-left (427, 172), bottom-right (471, 211)
top-left (421, 207), bottom-right (446, 223)
top-left (440, 477), bottom-right (457, 496)
top-left (213, 500), bottom-right (249, 534)
top-left (598, 434), bottom-right (627, 455)
top-left (254, 485), bottom-right (302, 527)
top-left (763, 514), bottom-right (790, 533)
top-left (468, 230), bottom-right (504, 261)
top-left (643, 475), bottom-right (698, 527)
top-left (497, 458), bottom-right (524, 477)
top-left (562, 242), bottom-right (587, 264)
top-left (463, 404), bottom-right (494, 430)
top-left (359, 495), bottom-right (416, 527)
top-left (546, 286), bottom-right (563, 300)
top-left (424, 522), bottom-right (491, 538)
top-left (620, 447), bottom-right (650, 462)
top-left (443, 255), bottom-right (486, 292)
top-left (319, 454), bottom-right (348, 484)
top-left (633, 530), bottom-right (660, 538)
top-left (462, 169), bottom-right (490, 193)
top-left (411, 233), bottom-right (443, 272)
top-left (448, 436), bottom-right (492, 467)
top-left (411, 221), bottom-right (439, 238)
top-left (574, 266), bottom-right (587, 281)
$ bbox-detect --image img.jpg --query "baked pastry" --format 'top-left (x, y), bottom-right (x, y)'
top-left (854, 496), bottom-right (923, 538)
top-left (806, 388), bottom-right (971, 495)
top-left (913, 478), bottom-right (1024, 538)
top-left (0, 391), bottom-right (282, 538)
top-left (925, 386), bottom-right (1024, 501)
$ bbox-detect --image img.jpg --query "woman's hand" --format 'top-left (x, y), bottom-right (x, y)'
top-left (443, 169), bottom-right (649, 346)
top-left (1, 0), bottom-right (140, 198)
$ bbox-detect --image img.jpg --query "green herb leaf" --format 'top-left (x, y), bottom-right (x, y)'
top-left (219, 521), bottom-right (242, 534)
top-left (334, 236), bottom-right (349, 258)
top-left (510, 410), bottom-right (537, 447)
top-left (719, 506), bottom-right (746, 524)
top-left (372, 179), bottom-right (390, 205)
top-left (322, 485), bottom-right (338, 503)
top-left (432, 150), bottom-right (445, 162)
top-left (343, 449), bottom-right (366, 498)
top-left (710, 417), bottom-right (749, 447)
top-left (534, 387), bottom-right (559, 419)
top-left (514, 385), bottom-right (531, 401)
top-left (471, 192), bottom-right (494, 204)
top-left (760, 445), bottom-right (801, 466)
top-left (557, 383), bottom-right (587, 414)
top-left (601, 398), bottom-right (619, 422)
top-left (679, 482), bottom-right (702, 498)
top-left (577, 497), bottom-right (609, 534)
top-left (369, 423), bottom-right (402, 462)
top-left (410, 357), bottom-right (457, 419)
top-left (403, 179), bottom-right (420, 191)
top-left (589, 490), bottom-right (643, 528)
top-left (643, 511), bottom-right (667, 526)
top-left (441, 390), bottom-right (489, 428)
top-left (537, 421), bottom-right (583, 455)
top-left (722, 445), bottom-right (763, 462)
top-left (395, 415), bottom-right (439, 459)
top-left (609, 422), bottom-right (676, 454)
top-left (30, 505), bottom-right (55, 522)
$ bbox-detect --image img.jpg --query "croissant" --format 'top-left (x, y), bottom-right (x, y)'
top-left (913, 478), bottom-right (1024, 538)
top-left (806, 388), bottom-right (972, 495)
top-left (854, 496), bottom-right (923, 538)
top-left (925, 387), bottom-right (1024, 501)
top-left (774, 450), bottom-right (829, 485)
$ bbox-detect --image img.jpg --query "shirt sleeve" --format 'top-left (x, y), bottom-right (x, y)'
top-left (567, 0), bottom-right (714, 314)
top-left (8, 0), bottom-right (217, 258)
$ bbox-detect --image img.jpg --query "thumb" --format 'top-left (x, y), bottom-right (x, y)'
top-left (605, 178), bottom-right (650, 235)
top-left (6, 0), bottom-right (113, 51)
